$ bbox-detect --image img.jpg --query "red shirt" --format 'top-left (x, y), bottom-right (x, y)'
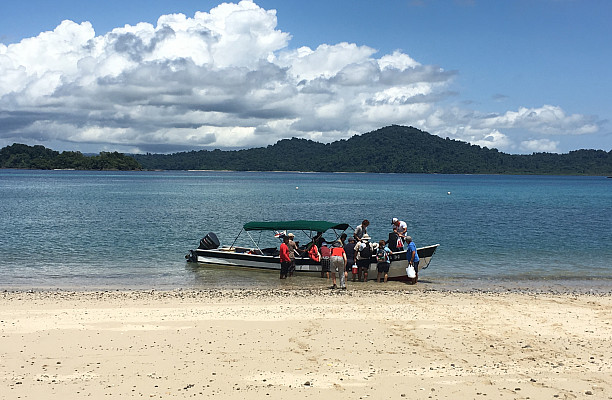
top-left (280, 242), bottom-right (291, 262)
top-left (331, 246), bottom-right (345, 257)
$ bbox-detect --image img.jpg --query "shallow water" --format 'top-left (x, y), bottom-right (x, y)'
top-left (1, 170), bottom-right (610, 291)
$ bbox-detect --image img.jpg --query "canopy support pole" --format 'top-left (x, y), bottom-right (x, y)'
top-left (229, 229), bottom-right (243, 250)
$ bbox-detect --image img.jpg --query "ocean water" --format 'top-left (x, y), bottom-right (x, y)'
top-left (1, 169), bottom-right (610, 292)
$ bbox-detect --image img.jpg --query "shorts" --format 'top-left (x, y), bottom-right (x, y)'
top-left (280, 261), bottom-right (291, 276)
top-left (321, 257), bottom-right (331, 272)
top-left (356, 259), bottom-right (370, 271)
top-left (377, 262), bottom-right (390, 273)
top-left (345, 258), bottom-right (354, 272)
top-left (288, 259), bottom-right (296, 274)
top-left (330, 256), bottom-right (344, 273)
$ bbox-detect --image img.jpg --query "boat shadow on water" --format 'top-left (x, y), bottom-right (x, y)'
top-left (184, 261), bottom-right (431, 290)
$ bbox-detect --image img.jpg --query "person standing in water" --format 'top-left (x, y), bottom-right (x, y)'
top-left (405, 236), bottom-right (420, 285)
top-left (279, 235), bottom-right (291, 279)
top-left (330, 241), bottom-right (347, 289)
top-left (355, 234), bottom-right (373, 282)
top-left (376, 239), bottom-right (392, 283)
top-left (287, 233), bottom-right (298, 277)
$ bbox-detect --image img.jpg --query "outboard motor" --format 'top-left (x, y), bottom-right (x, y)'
top-left (198, 232), bottom-right (220, 250)
top-left (185, 249), bottom-right (198, 262)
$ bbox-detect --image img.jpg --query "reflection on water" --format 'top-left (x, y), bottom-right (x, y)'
top-left (185, 262), bottom-right (416, 291)
top-left (184, 262), bottom-right (612, 294)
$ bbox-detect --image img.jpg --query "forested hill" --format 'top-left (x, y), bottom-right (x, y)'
top-left (2, 126), bottom-right (611, 174)
top-left (0, 143), bottom-right (141, 170)
top-left (133, 125), bottom-right (612, 175)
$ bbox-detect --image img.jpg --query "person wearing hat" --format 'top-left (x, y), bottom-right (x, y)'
top-left (287, 233), bottom-right (298, 277)
top-left (392, 218), bottom-right (407, 238)
top-left (354, 233), bottom-right (373, 282)
top-left (392, 218), bottom-right (408, 249)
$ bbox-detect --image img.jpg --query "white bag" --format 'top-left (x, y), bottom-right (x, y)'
top-left (406, 265), bottom-right (416, 279)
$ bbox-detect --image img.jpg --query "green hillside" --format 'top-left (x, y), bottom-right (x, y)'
top-left (2, 126), bottom-right (611, 174)
top-left (133, 125), bottom-right (612, 175)
top-left (0, 143), bottom-right (141, 170)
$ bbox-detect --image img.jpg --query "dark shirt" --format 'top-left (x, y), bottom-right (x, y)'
top-left (344, 242), bottom-right (356, 261)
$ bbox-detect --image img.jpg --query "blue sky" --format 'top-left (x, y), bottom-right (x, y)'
top-left (0, 0), bottom-right (610, 154)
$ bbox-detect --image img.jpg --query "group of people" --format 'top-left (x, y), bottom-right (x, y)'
top-left (278, 218), bottom-right (420, 287)
top-left (352, 218), bottom-right (420, 285)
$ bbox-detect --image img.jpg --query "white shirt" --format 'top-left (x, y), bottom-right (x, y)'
top-left (394, 220), bottom-right (407, 236)
top-left (354, 224), bottom-right (366, 239)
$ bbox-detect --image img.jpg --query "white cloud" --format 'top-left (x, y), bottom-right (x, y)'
top-left (0, 0), bottom-right (603, 153)
top-left (417, 105), bottom-right (600, 153)
top-left (475, 105), bottom-right (599, 136)
top-left (520, 139), bottom-right (560, 153)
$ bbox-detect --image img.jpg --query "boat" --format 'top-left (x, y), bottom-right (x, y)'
top-left (185, 220), bottom-right (439, 281)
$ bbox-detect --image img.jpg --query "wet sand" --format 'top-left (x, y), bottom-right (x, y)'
top-left (1, 289), bottom-right (611, 399)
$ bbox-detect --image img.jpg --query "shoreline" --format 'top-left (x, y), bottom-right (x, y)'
top-left (2, 289), bottom-right (611, 399)
top-left (3, 286), bottom-right (612, 297)
top-left (3, 167), bottom-right (611, 177)
top-left (2, 276), bottom-right (612, 295)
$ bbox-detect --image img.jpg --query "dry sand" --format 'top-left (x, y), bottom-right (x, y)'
top-left (1, 289), bottom-right (610, 399)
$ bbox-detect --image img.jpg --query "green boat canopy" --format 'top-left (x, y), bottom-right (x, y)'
top-left (243, 220), bottom-right (349, 232)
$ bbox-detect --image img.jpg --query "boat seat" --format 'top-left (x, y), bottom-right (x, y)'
top-left (261, 247), bottom-right (280, 256)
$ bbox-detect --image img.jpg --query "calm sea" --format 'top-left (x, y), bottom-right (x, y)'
top-left (1, 170), bottom-right (610, 292)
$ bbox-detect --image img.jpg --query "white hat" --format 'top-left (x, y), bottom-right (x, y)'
top-left (392, 218), bottom-right (398, 224)
top-left (362, 234), bottom-right (370, 241)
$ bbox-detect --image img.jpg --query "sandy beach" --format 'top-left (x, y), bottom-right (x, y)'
top-left (1, 289), bottom-right (610, 399)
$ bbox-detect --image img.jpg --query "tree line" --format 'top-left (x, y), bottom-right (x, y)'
top-left (2, 126), bottom-right (611, 175)
top-left (0, 143), bottom-right (141, 170)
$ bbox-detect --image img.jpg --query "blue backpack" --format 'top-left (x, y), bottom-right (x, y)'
top-left (376, 246), bottom-right (389, 263)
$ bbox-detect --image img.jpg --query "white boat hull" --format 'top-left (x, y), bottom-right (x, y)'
top-left (188, 244), bottom-right (439, 281)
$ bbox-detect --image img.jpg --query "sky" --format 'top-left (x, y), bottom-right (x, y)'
top-left (0, 0), bottom-right (610, 154)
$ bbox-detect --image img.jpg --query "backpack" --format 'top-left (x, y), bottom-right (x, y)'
top-left (376, 247), bottom-right (389, 263)
top-left (359, 242), bottom-right (372, 259)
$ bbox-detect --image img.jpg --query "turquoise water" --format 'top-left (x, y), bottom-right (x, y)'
top-left (1, 170), bottom-right (610, 291)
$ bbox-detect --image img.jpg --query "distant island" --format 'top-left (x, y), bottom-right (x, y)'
top-left (2, 126), bottom-right (611, 175)
top-left (0, 143), bottom-right (141, 171)
top-left (133, 125), bottom-right (611, 175)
